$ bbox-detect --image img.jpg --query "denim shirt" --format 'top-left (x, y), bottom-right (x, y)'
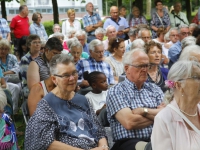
top-left (29, 23), bottom-right (48, 41)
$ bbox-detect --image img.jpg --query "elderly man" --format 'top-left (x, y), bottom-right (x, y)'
top-left (107, 49), bottom-right (164, 150)
top-left (75, 30), bottom-right (89, 54)
top-left (169, 2), bottom-right (189, 27)
top-left (0, 18), bottom-right (11, 41)
top-left (76, 39), bottom-right (115, 88)
top-left (10, 5), bottom-right (29, 52)
top-left (168, 24), bottom-right (189, 68)
top-left (138, 28), bottom-right (151, 43)
top-left (103, 6), bottom-right (129, 39)
top-left (82, 2), bottom-right (103, 43)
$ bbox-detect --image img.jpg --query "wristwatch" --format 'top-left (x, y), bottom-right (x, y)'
top-left (143, 108), bottom-right (148, 117)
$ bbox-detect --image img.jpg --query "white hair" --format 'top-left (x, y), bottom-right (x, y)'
top-left (189, 23), bottom-right (198, 28)
top-left (0, 87), bottom-right (7, 111)
top-left (52, 24), bottom-right (61, 30)
top-left (164, 32), bottom-right (170, 41)
top-left (164, 60), bottom-right (200, 103)
top-left (130, 39), bottom-right (145, 50)
top-left (95, 27), bottom-right (106, 35)
top-left (67, 37), bottom-right (83, 51)
top-left (178, 24), bottom-right (189, 33)
top-left (89, 39), bottom-right (103, 51)
top-left (138, 28), bottom-right (151, 38)
top-left (75, 30), bottom-right (87, 41)
top-left (128, 28), bottom-right (138, 36)
top-left (52, 32), bottom-right (64, 38)
top-left (169, 27), bottom-right (178, 35)
top-left (122, 48), bottom-right (145, 65)
top-left (105, 25), bottom-right (116, 34)
top-left (179, 45), bottom-right (200, 61)
top-left (181, 36), bottom-right (196, 49)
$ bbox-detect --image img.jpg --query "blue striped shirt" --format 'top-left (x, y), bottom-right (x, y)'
top-left (107, 78), bottom-right (164, 141)
top-left (0, 18), bottom-right (10, 39)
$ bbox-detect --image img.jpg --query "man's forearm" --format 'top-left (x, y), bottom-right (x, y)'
top-left (93, 21), bottom-right (103, 28)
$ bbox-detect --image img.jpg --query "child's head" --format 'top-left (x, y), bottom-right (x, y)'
top-left (83, 71), bottom-right (108, 91)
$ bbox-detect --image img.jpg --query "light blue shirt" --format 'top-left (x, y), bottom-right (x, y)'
top-left (0, 67), bottom-right (3, 77)
top-left (29, 22), bottom-right (48, 41)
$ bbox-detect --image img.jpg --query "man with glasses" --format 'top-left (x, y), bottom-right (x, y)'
top-left (138, 28), bottom-right (152, 43)
top-left (168, 24), bottom-right (189, 68)
top-left (76, 39), bottom-right (115, 88)
top-left (106, 49), bottom-right (164, 150)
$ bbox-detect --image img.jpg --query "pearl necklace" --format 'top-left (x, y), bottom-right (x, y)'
top-left (180, 109), bottom-right (197, 117)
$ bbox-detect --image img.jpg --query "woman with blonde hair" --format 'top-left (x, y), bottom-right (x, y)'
top-left (62, 9), bottom-right (81, 36)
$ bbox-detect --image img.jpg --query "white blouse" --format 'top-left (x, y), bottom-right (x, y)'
top-left (62, 19), bottom-right (81, 36)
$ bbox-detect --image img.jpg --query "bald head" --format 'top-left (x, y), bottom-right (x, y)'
top-left (110, 6), bottom-right (119, 20)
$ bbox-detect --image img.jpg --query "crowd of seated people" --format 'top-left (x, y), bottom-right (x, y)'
top-left (1, 0), bottom-right (200, 150)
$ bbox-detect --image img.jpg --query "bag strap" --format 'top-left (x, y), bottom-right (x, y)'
top-left (167, 104), bottom-right (200, 135)
top-left (173, 14), bottom-right (186, 25)
top-left (156, 12), bottom-right (164, 26)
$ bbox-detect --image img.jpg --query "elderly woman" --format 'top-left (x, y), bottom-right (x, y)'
top-left (29, 12), bottom-right (48, 41)
top-left (145, 41), bottom-right (168, 92)
top-left (0, 39), bottom-right (20, 114)
top-left (130, 39), bottom-right (145, 50)
top-left (151, 0), bottom-right (170, 39)
top-left (127, 6), bottom-right (148, 28)
top-left (95, 27), bottom-right (105, 41)
top-left (25, 54), bottom-right (108, 150)
top-left (75, 30), bottom-right (89, 54)
top-left (152, 27), bottom-right (167, 45)
top-left (49, 24), bottom-right (61, 38)
top-left (179, 45), bottom-right (200, 62)
top-left (151, 60), bottom-right (200, 149)
top-left (189, 23), bottom-right (198, 35)
top-left (20, 35), bottom-right (41, 98)
top-left (62, 9), bottom-right (81, 36)
top-left (180, 36), bottom-right (196, 50)
top-left (105, 38), bottom-right (125, 82)
top-left (52, 32), bottom-right (69, 53)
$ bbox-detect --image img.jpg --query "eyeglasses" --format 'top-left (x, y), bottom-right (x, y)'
top-left (129, 64), bottom-right (151, 69)
top-left (94, 50), bottom-right (104, 54)
top-left (170, 34), bottom-right (179, 37)
top-left (54, 70), bottom-right (78, 79)
top-left (180, 32), bottom-right (190, 36)
top-left (31, 41), bottom-right (42, 45)
top-left (178, 76), bottom-right (200, 81)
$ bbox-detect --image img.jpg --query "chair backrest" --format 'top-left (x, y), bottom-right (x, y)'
top-left (144, 142), bottom-right (152, 150)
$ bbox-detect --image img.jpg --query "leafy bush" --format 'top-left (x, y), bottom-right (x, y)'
top-left (43, 21), bottom-right (55, 36)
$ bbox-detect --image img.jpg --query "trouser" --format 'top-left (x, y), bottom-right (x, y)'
top-left (98, 107), bottom-right (110, 127)
top-left (7, 82), bottom-right (21, 114)
top-left (13, 38), bottom-right (21, 52)
top-left (111, 138), bottom-right (150, 150)
top-left (87, 35), bottom-right (96, 43)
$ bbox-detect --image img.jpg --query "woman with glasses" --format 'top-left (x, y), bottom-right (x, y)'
top-left (150, 0), bottom-right (170, 39)
top-left (151, 60), bottom-right (200, 150)
top-left (20, 35), bottom-right (41, 98)
top-left (145, 41), bottom-right (168, 92)
top-left (25, 54), bottom-right (108, 150)
top-left (105, 38), bottom-right (125, 83)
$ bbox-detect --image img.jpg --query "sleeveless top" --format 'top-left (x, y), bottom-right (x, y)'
top-left (34, 56), bottom-right (50, 81)
top-left (39, 81), bottom-right (48, 96)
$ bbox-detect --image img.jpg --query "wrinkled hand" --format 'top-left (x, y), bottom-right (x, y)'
top-left (132, 107), bottom-right (143, 115)
top-left (157, 102), bottom-right (166, 109)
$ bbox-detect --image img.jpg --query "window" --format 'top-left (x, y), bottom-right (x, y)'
top-left (65, 8), bottom-right (68, 12)
top-left (29, 10), bottom-right (34, 14)
top-left (75, 9), bottom-right (79, 12)
top-left (36, 9), bottom-right (40, 12)
top-left (9, 10), bottom-right (15, 14)
top-left (59, 8), bottom-right (64, 13)
top-left (16, 10), bottom-right (19, 14)
top-left (42, 9), bottom-right (46, 13)
top-left (47, 9), bottom-right (52, 13)
top-left (81, 8), bottom-right (85, 12)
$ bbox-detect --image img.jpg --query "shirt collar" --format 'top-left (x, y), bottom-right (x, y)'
top-left (124, 77), bottom-right (146, 91)
top-left (33, 22), bottom-right (41, 27)
top-left (86, 12), bottom-right (95, 17)
top-left (89, 56), bottom-right (103, 63)
top-left (110, 17), bottom-right (121, 24)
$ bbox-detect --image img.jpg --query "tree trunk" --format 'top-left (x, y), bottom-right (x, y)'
top-left (146, 0), bottom-right (151, 16)
top-left (1, 1), bottom-right (7, 20)
top-left (186, 0), bottom-right (191, 22)
top-left (52, 0), bottom-right (59, 24)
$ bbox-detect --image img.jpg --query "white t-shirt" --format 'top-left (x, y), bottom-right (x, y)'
top-left (85, 91), bottom-right (107, 113)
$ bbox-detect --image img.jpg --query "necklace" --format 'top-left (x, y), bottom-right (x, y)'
top-left (180, 109), bottom-right (197, 117)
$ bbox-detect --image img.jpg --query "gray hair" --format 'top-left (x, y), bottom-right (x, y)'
top-left (130, 39), bottom-right (145, 50)
top-left (164, 60), bottom-right (200, 103)
top-left (128, 28), bottom-right (138, 36)
top-left (49, 54), bottom-right (74, 75)
top-left (122, 48), bottom-right (145, 65)
top-left (164, 32), bottom-right (170, 41)
top-left (105, 25), bottom-right (116, 34)
top-left (179, 45), bottom-right (200, 61)
top-left (0, 39), bottom-right (11, 53)
top-left (66, 28), bottom-right (76, 38)
top-left (178, 24), bottom-right (189, 33)
top-left (75, 30), bottom-right (87, 41)
top-left (89, 39), bottom-right (103, 51)
top-left (67, 37), bottom-right (83, 51)
top-left (189, 23), bottom-right (198, 28)
top-left (0, 87), bottom-right (7, 111)
top-left (52, 24), bottom-right (61, 30)
top-left (169, 27), bottom-right (178, 35)
top-left (181, 36), bottom-right (196, 49)
top-left (52, 32), bottom-right (64, 39)
top-left (41, 40), bottom-right (46, 46)
top-left (95, 27), bottom-right (106, 36)
top-left (138, 28), bottom-right (151, 38)
top-left (85, 2), bottom-right (93, 9)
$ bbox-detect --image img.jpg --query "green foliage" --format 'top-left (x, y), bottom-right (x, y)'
top-left (43, 21), bottom-right (54, 36)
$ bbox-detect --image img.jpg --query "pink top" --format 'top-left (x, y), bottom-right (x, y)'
top-left (151, 100), bottom-right (200, 150)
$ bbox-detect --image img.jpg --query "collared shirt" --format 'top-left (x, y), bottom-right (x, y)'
top-left (169, 12), bottom-right (189, 27)
top-left (0, 54), bottom-right (19, 74)
top-left (76, 57), bottom-right (115, 85)
top-left (83, 43), bottom-right (89, 54)
top-left (62, 19), bottom-right (81, 36)
top-left (0, 18), bottom-right (10, 39)
top-left (107, 78), bottom-right (163, 141)
top-left (82, 12), bottom-right (102, 36)
top-left (126, 15), bottom-right (148, 27)
top-left (29, 22), bottom-right (48, 41)
top-left (168, 41), bottom-right (181, 68)
top-left (103, 17), bottom-right (129, 39)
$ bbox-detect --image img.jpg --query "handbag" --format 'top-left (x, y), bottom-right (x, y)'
top-left (5, 74), bottom-right (21, 84)
top-left (168, 104), bottom-right (200, 135)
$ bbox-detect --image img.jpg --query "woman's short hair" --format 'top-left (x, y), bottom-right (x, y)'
top-left (26, 34), bottom-right (40, 47)
top-left (156, 27), bottom-right (167, 37)
top-left (52, 32), bottom-right (64, 39)
top-left (164, 60), bottom-right (200, 103)
top-left (89, 39), bottom-right (103, 51)
top-left (130, 39), bottom-right (145, 50)
top-left (181, 36), bottom-right (196, 49)
top-left (179, 45), bottom-right (200, 61)
top-left (154, 0), bottom-right (162, 6)
top-left (192, 27), bottom-right (200, 38)
top-left (164, 31), bottom-right (170, 41)
top-left (75, 30), bottom-right (87, 41)
top-left (32, 12), bottom-right (42, 22)
top-left (67, 37), bottom-right (83, 51)
top-left (189, 23), bottom-right (198, 29)
top-left (49, 54), bottom-right (74, 75)
top-left (95, 27), bottom-right (106, 36)
top-left (52, 24), bottom-right (61, 31)
top-left (0, 39), bottom-right (11, 53)
top-left (67, 9), bottom-right (75, 17)
top-left (66, 28), bottom-right (76, 38)
top-left (145, 40), bottom-right (162, 54)
top-left (108, 38), bottom-right (124, 53)
top-left (0, 88), bottom-right (7, 111)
